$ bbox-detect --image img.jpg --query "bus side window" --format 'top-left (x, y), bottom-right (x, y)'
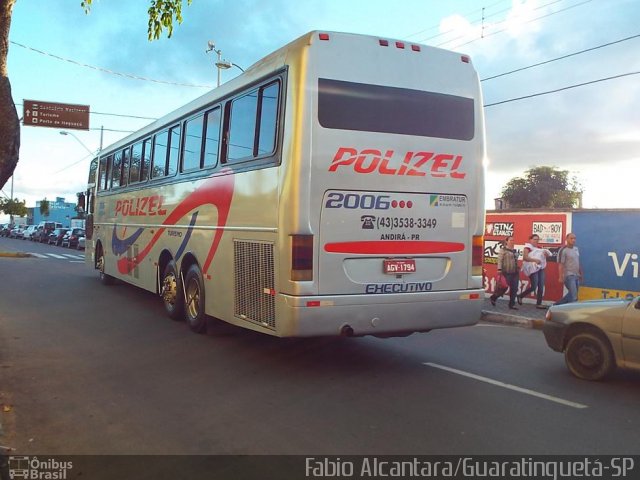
top-left (111, 151), bottom-right (122, 189)
top-left (152, 130), bottom-right (169, 179)
top-left (226, 81), bottom-right (280, 163)
top-left (203, 107), bottom-right (221, 169)
top-left (140, 138), bottom-right (151, 182)
top-left (121, 147), bottom-right (130, 187)
top-left (98, 156), bottom-right (108, 191)
top-left (258, 82), bottom-right (279, 156)
top-left (167, 124), bottom-right (180, 177)
top-left (228, 89), bottom-right (258, 162)
top-left (182, 115), bottom-right (204, 172)
top-left (130, 141), bottom-right (143, 183)
top-left (88, 158), bottom-right (98, 185)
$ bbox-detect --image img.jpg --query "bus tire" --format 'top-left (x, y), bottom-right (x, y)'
top-left (96, 245), bottom-right (115, 285)
top-left (184, 264), bottom-right (207, 334)
top-left (161, 261), bottom-right (184, 321)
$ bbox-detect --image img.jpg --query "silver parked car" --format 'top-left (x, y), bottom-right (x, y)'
top-left (22, 225), bottom-right (38, 240)
top-left (543, 296), bottom-right (640, 380)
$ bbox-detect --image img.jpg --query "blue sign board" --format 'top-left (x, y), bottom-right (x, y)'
top-left (572, 210), bottom-right (640, 299)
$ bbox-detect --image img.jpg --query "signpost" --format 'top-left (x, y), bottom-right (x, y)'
top-left (23, 99), bottom-right (90, 130)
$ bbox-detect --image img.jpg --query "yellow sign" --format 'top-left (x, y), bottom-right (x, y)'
top-left (579, 286), bottom-right (639, 301)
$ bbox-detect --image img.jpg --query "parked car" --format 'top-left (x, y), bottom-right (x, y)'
top-left (77, 235), bottom-right (85, 250)
top-left (9, 225), bottom-right (27, 239)
top-left (31, 225), bottom-right (45, 242)
top-left (22, 225), bottom-right (38, 240)
top-left (543, 296), bottom-right (640, 381)
top-left (47, 228), bottom-right (69, 246)
top-left (0, 224), bottom-right (12, 237)
top-left (33, 221), bottom-right (63, 243)
top-left (61, 228), bottom-right (85, 248)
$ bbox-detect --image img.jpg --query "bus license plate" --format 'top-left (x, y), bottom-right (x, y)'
top-left (383, 259), bottom-right (416, 274)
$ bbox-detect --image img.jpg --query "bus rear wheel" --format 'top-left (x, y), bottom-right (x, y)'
top-left (161, 261), bottom-right (184, 321)
top-left (184, 264), bottom-right (207, 334)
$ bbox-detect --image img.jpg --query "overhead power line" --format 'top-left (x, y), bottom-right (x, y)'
top-left (481, 33), bottom-right (640, 81)
top-left (91, 110), bottom-right (157, 121)
top-left (442, 0), bottom-right (591, 50)
top-left (408, 0), bottom-right (511, 43)
top-left (484, 71), bottom-right (640, 107)
top-left (10, 40), bottom-right (213, 89)
top-left (14, 102), bottom-right (157, 121)
top-left (433, 0), bottom-right (566, 48)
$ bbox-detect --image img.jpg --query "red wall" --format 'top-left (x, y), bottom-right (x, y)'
top-left (484, 212), bottom-right (570, 303)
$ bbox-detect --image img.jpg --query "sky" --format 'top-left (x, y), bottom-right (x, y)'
top-left (3, 0), bottom-right (640, 223)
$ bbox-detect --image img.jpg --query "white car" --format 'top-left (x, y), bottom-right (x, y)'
top-left (9, 225), bottom-right (26, 239)
top-left (22, 225), bottom-right (38, 240)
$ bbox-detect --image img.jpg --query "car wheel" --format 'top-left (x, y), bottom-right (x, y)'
top-left (96, 246), bottom-right (115, 285)
top-left (161, 261), bottom-right (184, 321)
top-left (564, 331), bottom-right (615, 381)
top-left (184, 264), bottom-right (207, 334)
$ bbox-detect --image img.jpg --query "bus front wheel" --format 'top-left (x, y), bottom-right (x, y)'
top-left (184, 264), bottom-right (207, 334)
top-left (97, 246), bottom-right (114, 285)
top-left (161, 261), bottom-right (184, 321)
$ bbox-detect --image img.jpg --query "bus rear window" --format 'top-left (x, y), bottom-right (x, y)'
top-left (318, 78), bottom-right (474, 141)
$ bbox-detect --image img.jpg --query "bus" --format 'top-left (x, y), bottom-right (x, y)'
top-left (83, 31), bottom-right (486, 338)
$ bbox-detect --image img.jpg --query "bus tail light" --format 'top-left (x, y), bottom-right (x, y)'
top-left (291, 235), bottom-right (313, 281)
top-left (472, 235), bottom-right (483, 276)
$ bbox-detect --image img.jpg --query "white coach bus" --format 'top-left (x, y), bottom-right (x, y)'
top-left (83, 31), bottom-right (486, 338)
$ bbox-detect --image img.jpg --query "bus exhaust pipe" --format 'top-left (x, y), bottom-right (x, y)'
top-left (340, 325), bottom-right (354, 337)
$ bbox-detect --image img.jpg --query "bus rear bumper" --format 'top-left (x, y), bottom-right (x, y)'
top-left (278, 289), bottom-right (484, 337)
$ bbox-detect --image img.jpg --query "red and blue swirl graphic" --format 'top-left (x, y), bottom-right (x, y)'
top-left (112, 171), bottom-right (235, 276)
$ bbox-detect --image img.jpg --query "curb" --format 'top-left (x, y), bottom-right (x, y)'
top-left (481, 310), bottom-right (545, 330)
top-left (0, 252), bottom-right (32, 258)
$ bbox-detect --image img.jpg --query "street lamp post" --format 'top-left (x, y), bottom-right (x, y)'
top-left (206, 41), bottom-right (224, 87)
top-left (215, 59), bottom-right (245, 73)
top-left (59, 130), bottom-right (95, 156)
top-left (60, 127), bottom-right (104, 156)
top-left (206, 41), bottom-right (244, 87)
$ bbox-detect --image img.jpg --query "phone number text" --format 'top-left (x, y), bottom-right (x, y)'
top-left (377, 217), bottom-right (437, 230)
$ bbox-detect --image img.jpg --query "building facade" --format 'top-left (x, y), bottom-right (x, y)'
top-left (32, 197), bottom-right (77, 227)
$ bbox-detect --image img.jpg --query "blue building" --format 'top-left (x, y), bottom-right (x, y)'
top-left (32, 197), bottom-right (77, 227)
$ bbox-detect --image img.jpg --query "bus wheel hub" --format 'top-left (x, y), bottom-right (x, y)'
top-left (162, 274), bottom-right (178, 305)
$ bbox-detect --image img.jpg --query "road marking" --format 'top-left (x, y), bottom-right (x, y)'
top-left (45, 253), bottom-right (67, 259)
top-left (27, 252), bottom-right (84, 261)
top-left (423, 362), bottom-right (588, 409)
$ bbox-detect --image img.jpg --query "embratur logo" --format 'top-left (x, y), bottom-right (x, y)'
top-left (430, 195), bottom-right (439, 207)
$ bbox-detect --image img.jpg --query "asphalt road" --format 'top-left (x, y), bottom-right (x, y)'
top-left (1, 236), bottom-right (640, 456)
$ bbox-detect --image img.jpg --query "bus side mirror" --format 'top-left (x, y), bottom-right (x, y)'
top-left (77, 193), bottom-right (86, 211)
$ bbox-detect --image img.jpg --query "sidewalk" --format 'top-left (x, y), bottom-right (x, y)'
top-left (481, 295), bottom-right (547, 330)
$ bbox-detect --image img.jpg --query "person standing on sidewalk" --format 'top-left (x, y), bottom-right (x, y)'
top-left (518, 234), bottom-right (552, 309)
top-left (490, 236), bottom-right (520, 309)
top-left (555, 232), bottom-right (582, 305)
